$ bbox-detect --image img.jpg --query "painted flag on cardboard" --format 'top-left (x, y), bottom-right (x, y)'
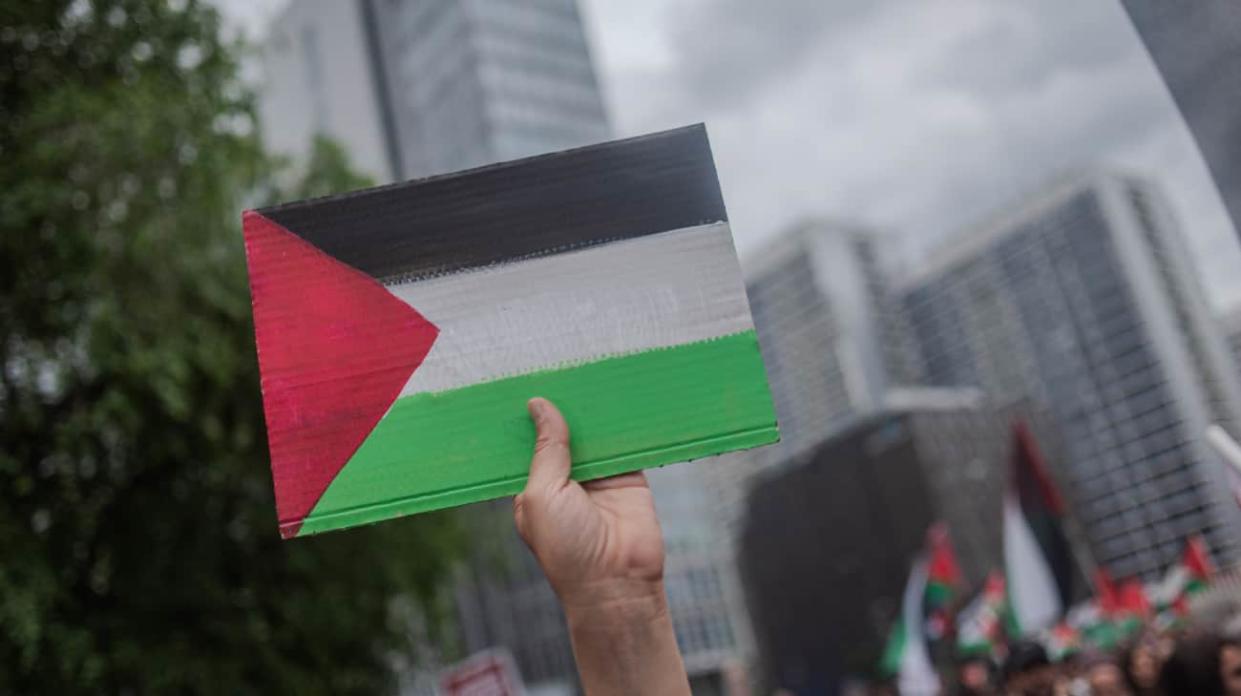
top-left (243, 125), bottom-right (779, 538)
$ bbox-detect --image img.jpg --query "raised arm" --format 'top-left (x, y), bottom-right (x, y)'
top-left (514, 397), bottom-right (690, 696)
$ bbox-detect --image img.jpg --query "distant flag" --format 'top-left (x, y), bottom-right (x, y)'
top-left (1156, 535), bottom-right (1216, 626)
top-left (1004, 422), bottom-right (1075, 635)
top-left (1045, 621), bottom-right (1082, 662)
top-left (925, 522), bottom-right (963, 640)
top-left (1093, 568), bottom-right (1121, 617)
top-left (957, 570), bottom-right (1009, 659)
top-left (880, 555), bottom-right (942, 695)
top-left (1118, 578), bottom-right (1152, 620)
top-left (1182, 535), bottom-right (1216, 594)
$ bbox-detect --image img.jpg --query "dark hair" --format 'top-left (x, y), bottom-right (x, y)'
top-left (1159, 631), bottom-right (1223, 696)
top-left (1002, 640), bottom-right (1050, 683)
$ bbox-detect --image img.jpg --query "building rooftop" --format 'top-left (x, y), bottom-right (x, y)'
top-left (897, 169), bottom-right (1148, 289)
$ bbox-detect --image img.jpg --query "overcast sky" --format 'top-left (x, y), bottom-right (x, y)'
top-left (213, 0), bottom-right (1241, 310)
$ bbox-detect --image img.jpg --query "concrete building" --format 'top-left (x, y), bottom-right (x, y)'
top-left (257, 0), bottom-right (610, 183)
top-left (648, 462), bottom-right (757, 695)
top-left (367, 0), bottom-right (610, 179)
top-left (257, 0), bottom-right (396, 181)
top-left (743, 220), bottom-right (921, 467)
top-left (1121, 1), bottom-right (1241, 239)
top-left (1223, 306), bottom-right (1241, 378)
top-left (901, 172), bottom-right (1241, 579)
top-left (736, 394), bottom-right (1065, 693)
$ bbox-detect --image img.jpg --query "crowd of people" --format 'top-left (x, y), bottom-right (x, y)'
top-left (944, 622), bottom-right (1241, 696)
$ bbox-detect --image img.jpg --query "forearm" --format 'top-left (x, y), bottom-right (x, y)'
top-left (562, 579), bottom-right (690, 696)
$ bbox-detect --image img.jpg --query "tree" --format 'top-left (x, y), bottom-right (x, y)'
top-left (0, 1), bottom-right (461, 692)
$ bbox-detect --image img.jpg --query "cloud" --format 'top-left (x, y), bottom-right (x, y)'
top-left (586, 0), bottom-right (1241, 307)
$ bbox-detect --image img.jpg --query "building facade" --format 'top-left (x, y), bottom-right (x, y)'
top-left (258, 0), bottom-right (610, 183)
top-left (1223, 306), bottom-right (1241, 378)
top-left (737, 395), bottom-right (1063, 693)
top-left (366, 0), bottom-right (610, 179)
top-left (1121, 0), bottom-right (1241, 239)
top-left (257, 0), bottom-right (396, 181)
top-left (901, 172), bottom-right (1241, 579)
top-left (743, 220), bottom-right (921, 467)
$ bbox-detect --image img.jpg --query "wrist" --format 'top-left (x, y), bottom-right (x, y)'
top-left (560, 577), bottom-right (669, 628)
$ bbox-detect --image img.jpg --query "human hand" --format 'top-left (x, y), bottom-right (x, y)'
top-left (513, 397), bottom-right (665, 610)
top-left (514, 397), bottom-right (689, 696)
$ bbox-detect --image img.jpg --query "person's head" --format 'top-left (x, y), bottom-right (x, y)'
top-left (1220, 636), bottom-right (1241, 696)
top-left (1123, 636), bottom-right (1164, 692)
top-left (1084, 656), bottom-right (1132, 696)
top-left (957, 653), bottom-right (994, 694)
top-left (1002, 640), bottom-right (1055, 696)
top-left (1158, 630), bottom-right (1223, 696)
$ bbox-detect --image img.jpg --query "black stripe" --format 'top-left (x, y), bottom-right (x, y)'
top-left (259, 124), bottom-right (727, 282)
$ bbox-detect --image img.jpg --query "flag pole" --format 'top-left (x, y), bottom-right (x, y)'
top-left (1207, 424), bottom-right (1241, 473)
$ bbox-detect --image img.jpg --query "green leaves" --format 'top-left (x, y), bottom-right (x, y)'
top-left (0, 1), bottom-right (461, 692)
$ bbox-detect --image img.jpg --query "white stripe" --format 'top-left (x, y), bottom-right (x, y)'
top-left (1004, 493), bottom-right (1063, 633)
top-left (390, 222), bottom-right (752, 396)
top-left (899, 556), bottom-right (941, 696)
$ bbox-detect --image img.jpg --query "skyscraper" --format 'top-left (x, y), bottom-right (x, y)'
top-left (366, 0), bottom-right (610, 179)
top-left (901, 172), bottom-right (1241, 579)
top-left (1120, 1), bottom-right (1241, 240)
top-left (257, 0), bottom-right (610, 182)
top-left (1223, 306), bottom-right (1241, 379)
top-left (257, 0), bottom-right (396, 181)
top-left (743, 220), bottom-right (921, 467)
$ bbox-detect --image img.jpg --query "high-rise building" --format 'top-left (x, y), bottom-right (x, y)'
top-left (1120, 1), bottom-right (1241, 239)
top-left (743, 220), bottom-right (921, 467)
top-left (1223, 306), bottom-right (1241, 378)
top-left (366, 0), bottom-right (610, 179)
top-left (736, 394), bottom-right (1065, 693)
top-left (647, 462), bottom-right (756, 693)
top-left (901, 172), bottom-right (1241, 579)
top-left (257, 0), bottom-right (610, 182)
top-left (257, 0), bottom-right (396, 181)
top-left (450, 505), bottom-right (579, 695)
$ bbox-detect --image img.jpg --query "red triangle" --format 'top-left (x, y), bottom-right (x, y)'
top-left (242, 211), bottom-right (438, 538)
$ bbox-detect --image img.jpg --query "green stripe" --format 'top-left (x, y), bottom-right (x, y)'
top-left (926, 580), bottom-right (952, 607)
top-left (299, 330), bottom-right (777, 536)
top-left (880, 618), bottom-right (907, 677)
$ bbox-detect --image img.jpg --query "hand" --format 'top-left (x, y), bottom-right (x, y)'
top-left (514, 397), bottom-right (689, 696)
top-left (513, 397), bottom-right (664, 609)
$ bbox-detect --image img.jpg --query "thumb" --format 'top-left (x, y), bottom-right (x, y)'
top-left (525, 397), bottom-right (571, 494)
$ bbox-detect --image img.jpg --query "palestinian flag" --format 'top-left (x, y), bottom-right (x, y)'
top-left (1155, 535), bottom-right (1216, 624)
top-left (957, 570), bottom-right (1009, 659)
top-left (1181, 535), bottom-right (1215, 594)
top-left (1093, 567), bottom-right (1121, 617)
top-left (881, 555), bottom-right (941, 695)
top-left (925, 522), bottom-right (963, 640)
top-left (1118, 578), bottom-right (1152, 620)
top-left (1003, 421), bottom-right (1075, 634)
top-left (242, 125), bottom-right (778, 538)
top-left (1045, 621), bottom-right (1082, 662)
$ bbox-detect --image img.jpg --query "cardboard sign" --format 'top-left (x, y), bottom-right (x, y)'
top-left (242, 124), bottom-right (778, 538)
top-left (439, 650), bottom-right (524, 696)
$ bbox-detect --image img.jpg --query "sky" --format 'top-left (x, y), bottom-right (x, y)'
top-left (212, 0), bottom-right (1241, 310)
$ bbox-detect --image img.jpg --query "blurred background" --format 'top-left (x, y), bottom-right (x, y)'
top-left (4, 0), bottom-right (1241, 694)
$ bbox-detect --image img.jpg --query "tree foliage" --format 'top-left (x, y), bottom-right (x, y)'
top-left (0, 1), bottom-right (460, 692)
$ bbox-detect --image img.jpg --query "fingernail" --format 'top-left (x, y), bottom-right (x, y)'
top-left (528, 397), bottom-right (546, 421)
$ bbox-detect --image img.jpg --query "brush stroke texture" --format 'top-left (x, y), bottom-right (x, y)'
top-left (259, 125), bottom-right (727, 282)
top-left (389, 222), bottom-right (752, 396)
